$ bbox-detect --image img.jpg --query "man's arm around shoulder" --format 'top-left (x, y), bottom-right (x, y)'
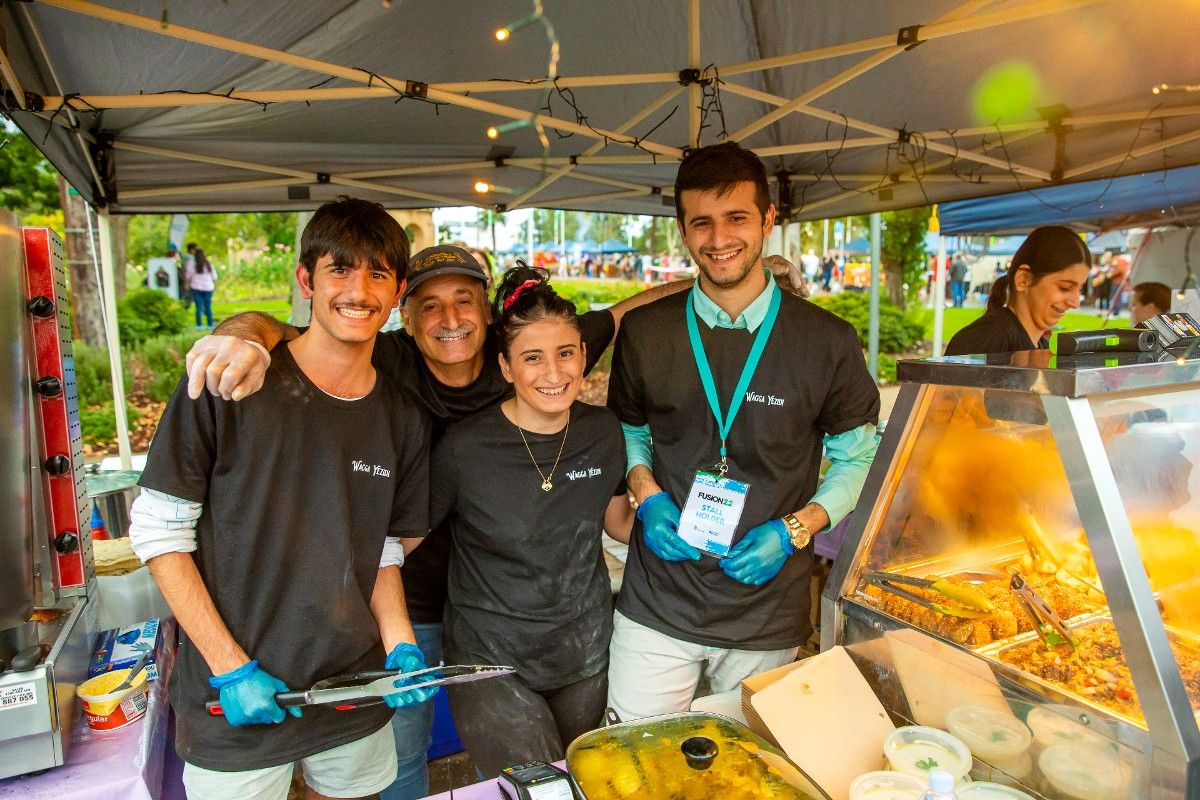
top-left (185, 312), bottom-right (298, 401)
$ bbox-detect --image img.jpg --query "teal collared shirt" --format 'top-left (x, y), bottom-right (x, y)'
top-left (621, 269), bottom-right (879, 531)
top-left (691, 268), bottom-right (777, 331)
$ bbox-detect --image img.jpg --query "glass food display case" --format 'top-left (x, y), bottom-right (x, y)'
top-left (823, 350), bottom-right (1200, 800)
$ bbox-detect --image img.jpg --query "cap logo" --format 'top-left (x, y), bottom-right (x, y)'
top-left (413, 250), bottom-right (465, 274)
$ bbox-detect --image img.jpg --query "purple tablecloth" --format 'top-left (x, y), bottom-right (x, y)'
top-left (0, 619), bottom-right (177, 800)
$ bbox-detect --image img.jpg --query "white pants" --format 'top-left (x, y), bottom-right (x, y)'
top-left (182, 722), bottom-right (397, 800)
top-left (606, 610), bottom-right (799, 722)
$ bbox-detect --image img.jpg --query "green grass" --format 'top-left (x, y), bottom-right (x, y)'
top-left (917, 306), bottom-right (1113, 347)
top-left (212, 298), bottom-right (292, 322)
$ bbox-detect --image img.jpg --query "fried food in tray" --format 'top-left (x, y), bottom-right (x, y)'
top-left (997, 620), bottom-right (1200, 721)
top-left (862, 571), bottom-right (1099, 647)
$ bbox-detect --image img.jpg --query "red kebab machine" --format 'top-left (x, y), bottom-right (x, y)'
top-left (0, 210), bottom-right (97, 778)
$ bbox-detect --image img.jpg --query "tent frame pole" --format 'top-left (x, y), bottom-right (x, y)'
top-left (687, 0), bottom-right (701, 148)
top-left (95, 209), bottom-right (132, 469)
top-left (1064, 128), bottom-right (1200, 180)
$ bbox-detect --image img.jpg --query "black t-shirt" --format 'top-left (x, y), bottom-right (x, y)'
top-left (608, 291), bottom-right (879, 649)
top-left (944, 306), bottom-right (1047, 356)
top-left (140, 345), bottom-right (430, 771)
top-left (430, 402), bottom-right (625, 691)
top-left (372, 310), bottom-right (616, 624)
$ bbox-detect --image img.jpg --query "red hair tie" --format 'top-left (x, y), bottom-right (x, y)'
top-left (503, 279), bottom-right (541, 311)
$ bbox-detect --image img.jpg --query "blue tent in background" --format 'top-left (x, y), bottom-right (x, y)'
top-left (598, 239), bottom-right (637, 254)
top-left (939, 165), bottom-right (1200, 235)
top-left (843, 237), bottom-right (871, 255)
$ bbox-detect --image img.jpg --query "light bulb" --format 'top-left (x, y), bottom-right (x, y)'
top-left (486, 127), bottom-right (499, 140)
top-left (474, 181), bottom-right (492, 194)
top-left (495, 28), bottom-right (510, 41)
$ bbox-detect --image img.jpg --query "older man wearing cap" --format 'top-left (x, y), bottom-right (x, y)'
top-left (184, 241), bottom-right (688, 799)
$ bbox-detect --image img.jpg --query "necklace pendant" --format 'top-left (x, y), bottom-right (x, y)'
top-left (541, 478), bottom-right (553, 492)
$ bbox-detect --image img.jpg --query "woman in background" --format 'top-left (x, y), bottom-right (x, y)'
top-left (945, 226), bottom-right (1090, 356)
top-left (187, 245), bottom-right (218, 329)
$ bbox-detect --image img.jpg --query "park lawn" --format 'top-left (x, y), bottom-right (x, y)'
top-left (922, 306), bottom-right (1113, 347)
top-left (212, 297), bottom-right (291, 322)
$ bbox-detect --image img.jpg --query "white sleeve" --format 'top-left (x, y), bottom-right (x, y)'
top-left (127, 487), bottom-right (202, 563)
top-left (379, 536), bottom-right (405, 569)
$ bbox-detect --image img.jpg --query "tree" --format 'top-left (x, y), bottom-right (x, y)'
top-left (0, 125), bottom-right (59, 215)
top-left (880, 208), bottom-right (931, 308)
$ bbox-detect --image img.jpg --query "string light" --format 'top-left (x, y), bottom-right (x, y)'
top-left (473, 181), bottom-right (513, 195)
top-left (1152, 82), bottom-right (1200, 95)
top-left (474, 181), bottom-right (492, 194)
top-left (485, 119), bottom-right (532, 141)
top-left (494, 13), bottom-right (540, 43)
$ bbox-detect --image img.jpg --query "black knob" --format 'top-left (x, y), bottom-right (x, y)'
top-left (681, 736), bottom-right (718, 770)
top-left (54, 532), bottom-right (79, 553)
top-left (35, 376), bottom-right (63, 398)
top-left (44, 455), bottom-right (71, 475)
top-left (26, 295), bottom-right (55, 318)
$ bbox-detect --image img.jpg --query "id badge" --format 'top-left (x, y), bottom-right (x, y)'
top-left (677, 471), bottom-right (749, 557)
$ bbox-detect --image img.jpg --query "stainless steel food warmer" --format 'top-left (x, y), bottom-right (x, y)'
top-left (823, 349), bottom-right (1200, 800)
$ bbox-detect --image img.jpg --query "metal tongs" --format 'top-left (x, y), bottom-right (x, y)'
top-left (865, 571), bottom-right (995, 619)
top-left (207, 663), bottom-right (515, 715)
top-left (1009, 572), bottom-right (1078, 651)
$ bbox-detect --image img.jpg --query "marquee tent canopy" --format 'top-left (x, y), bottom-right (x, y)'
top-left (938, 163), bottom-right (1200, 235)
top-left (2, 0), bottom-right (1200, 221)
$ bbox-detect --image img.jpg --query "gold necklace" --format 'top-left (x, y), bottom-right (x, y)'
top-left (515, 415), bottom-right (570, 492)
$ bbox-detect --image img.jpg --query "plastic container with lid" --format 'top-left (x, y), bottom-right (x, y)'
top-left (885, 726), bottom-right (972, 785)
top-left (956, 781), bottom-right (1036, 800)
top-left (969, 751), bottom-right (1032, 786)
top-left (945, 706), bottom-right (1032, 763)
top-left (849, 770), bottom-right (927, 800)
top-left (1025, 705), bottom-right (1108, 751)
top-left (1038, 744), bottom-right (1133, 800)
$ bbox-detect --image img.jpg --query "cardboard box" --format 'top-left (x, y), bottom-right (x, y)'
top-left (88, 618), bottom-right (162, 682)
top-left (741, 646), bottom-right (895, 800)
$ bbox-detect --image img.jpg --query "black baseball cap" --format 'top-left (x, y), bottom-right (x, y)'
top-left (402, 245), bottom-right (489, 301)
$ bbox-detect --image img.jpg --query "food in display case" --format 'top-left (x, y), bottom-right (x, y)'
top-left (997, 620), bottom-right (1200, 721)
top-left (862, 568), bottom-right (1099, 647)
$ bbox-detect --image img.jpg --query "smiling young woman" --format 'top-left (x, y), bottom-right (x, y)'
top-left (945, 225), bottom-right (1091, 357)
top-left (420, 265), bottom-right (634, 778)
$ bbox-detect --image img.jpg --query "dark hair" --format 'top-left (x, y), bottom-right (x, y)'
top-left (193, 248), bottom-right (213, 274)
top-left (674, 141), bottom-right (772, 222)
top-left (1133, 281), bottom-right (1171, 314)
top-left (493, 263), bottom-right (580, 356)
top-left (299, 196), bottom-right (410, 282)
top-left (987, 225), bottom-right (1092, 312)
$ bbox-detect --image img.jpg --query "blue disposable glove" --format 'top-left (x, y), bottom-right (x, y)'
top-left (719, 519), bottom-right (794, 586)
top-left (637, 492), bottom-right (701, 562)
top-left (208, 660), bottom-right (301, 727)
top-left (383, 642), bottom-right (439, 709)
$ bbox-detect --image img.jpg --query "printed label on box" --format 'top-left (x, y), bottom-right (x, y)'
top-left (0, 682), bottom-right (37, 711)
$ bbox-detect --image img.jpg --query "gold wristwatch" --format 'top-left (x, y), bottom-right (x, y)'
top-left (781, 513), bottom-right (811, 551)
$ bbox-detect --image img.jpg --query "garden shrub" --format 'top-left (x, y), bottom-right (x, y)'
top-left (117, 288), bottom-right (191, 345)
top-left (809, 292), bottom-right (925, 354)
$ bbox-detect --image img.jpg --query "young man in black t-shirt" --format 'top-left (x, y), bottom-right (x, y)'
top-left (607, 142), bottom-right (881, 721)
top-left (129, 198), bottom-right (435, 800)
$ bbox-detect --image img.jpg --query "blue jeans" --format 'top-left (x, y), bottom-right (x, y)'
top-left (380, 622), bottom-right (443, 800)
top-left (192, 289), bottom-right (214, 327)
top-left (951, 280), bottom-right (967, 307)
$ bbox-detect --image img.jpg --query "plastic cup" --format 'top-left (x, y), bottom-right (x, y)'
top-left (1038, 744), bottom-right (1132, 800)
top-left (946, 706), bottom-right (1032, 763)
top-left (78, 667), bottom-right (149, 732)
top-left (848, 770), bottom-right (927, 800)
top-left (1025, 705), bottom-right (1108, 752)
top-left (884, 725), bottom-right (972, 785)
top-left (970, 751), bottom-right (1032, 787)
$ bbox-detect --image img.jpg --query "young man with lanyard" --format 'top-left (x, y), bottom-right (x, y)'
top-left (127, 197), bottom-right (435, 800)
top-left (182, 244), bottom-right (689, 799)
top-left (606, 141), bottom-right (881, 720)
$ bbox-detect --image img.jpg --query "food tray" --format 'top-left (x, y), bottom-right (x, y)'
top-left (983, 616), bottom-right (1200, 728)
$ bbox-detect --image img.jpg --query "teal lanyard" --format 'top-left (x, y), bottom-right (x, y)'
top-left (684, 284), bottom-right (781, 475)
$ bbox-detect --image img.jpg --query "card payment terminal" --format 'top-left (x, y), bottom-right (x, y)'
top-left (497, 761), bottom-right (582, 800)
